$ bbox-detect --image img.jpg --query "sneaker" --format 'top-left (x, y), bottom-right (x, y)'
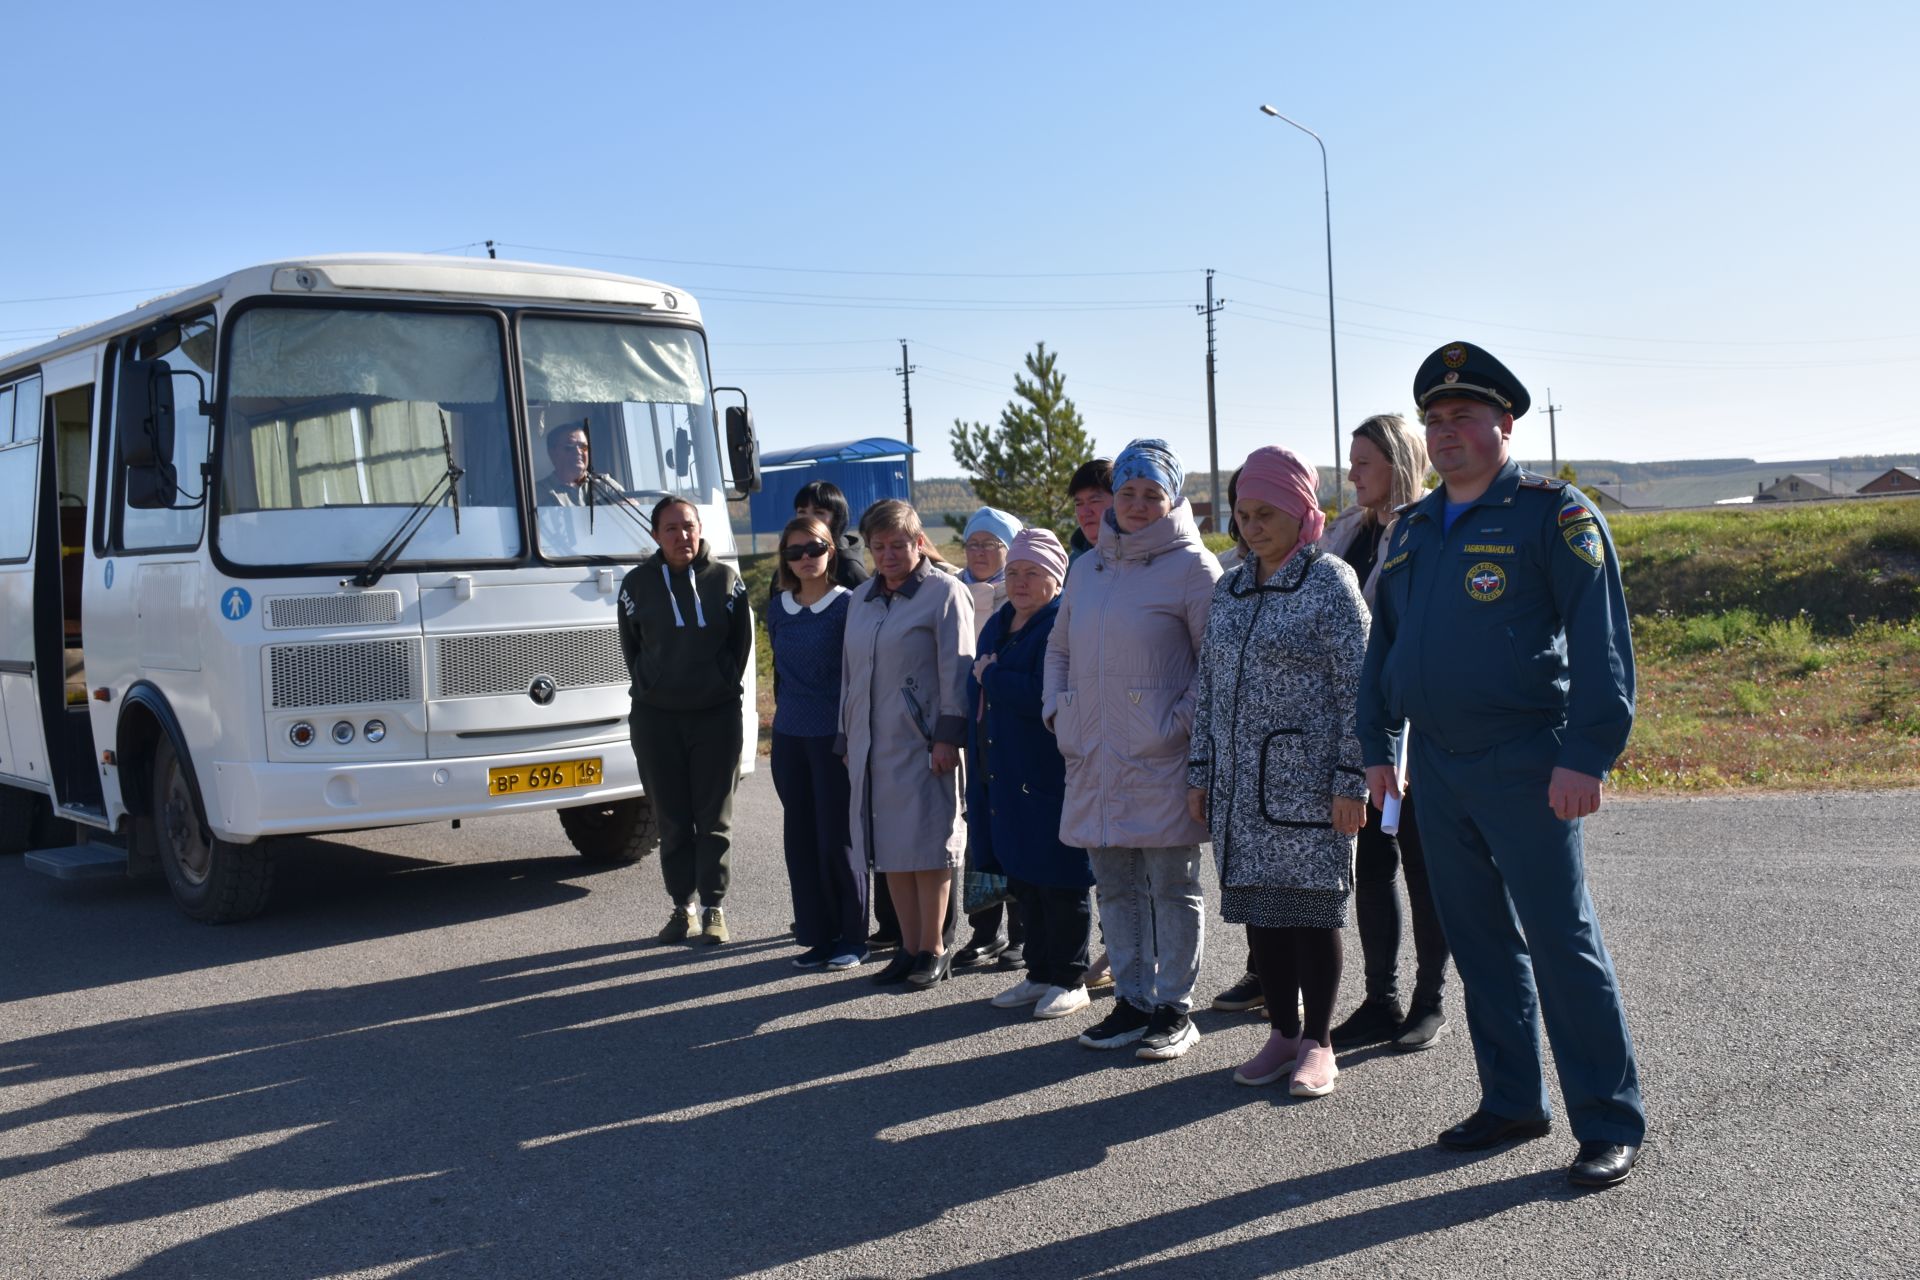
top-left (1211, 973), bottom-right (1266, 1012)
top-left (1033, 985), bottom-right (1090, 1020)
top-left (791, 945), bottom-right (833, 970)
top-left (1290, 1040), bottom-right (1339, 1097)
top-left (991, 978), bottom-right (1048, 1009)
top-left (1330, 997), bottom-right (1405, 1048)
top-left (824, 947), bottom-right (866, 971)
top-left (1233, 1029), bottom-right (1304, 1086)
top-left (658, 907), bottom-right (697, 943)
top-left (700, 907), bottom-right (729, 945)
top-left (1135, 1005), bottom-right (1201, 1061)
top-left (953, 933), bottom-right (1008, 968)
top-left (1085, 953), bottom-right (1115, 991)
top-left (1078, 1000), bottom-right (1152, 1050)
top-left (1394, 1002), bottom-right (1449, 1051)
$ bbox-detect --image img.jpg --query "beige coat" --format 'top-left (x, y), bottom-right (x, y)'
top-left (838, 556), bottom-right (976, 872)
top-left (1043, 500), bottom-right (1222, 850)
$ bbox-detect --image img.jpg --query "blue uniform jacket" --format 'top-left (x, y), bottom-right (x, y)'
top-left (965, 599), bottom-right (1094, 890)
top-left (1357, 459), bottom-right (1635, 779)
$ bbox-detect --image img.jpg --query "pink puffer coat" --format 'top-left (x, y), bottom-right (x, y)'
top-left (1042, 499), bottom-right (1222, 850)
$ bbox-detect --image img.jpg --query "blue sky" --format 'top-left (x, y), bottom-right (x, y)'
top-left (2, 2), bottom-right (1913, 480)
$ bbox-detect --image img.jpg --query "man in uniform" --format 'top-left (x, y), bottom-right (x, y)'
top-left (1357, 341), bottom-right (1644, 1188)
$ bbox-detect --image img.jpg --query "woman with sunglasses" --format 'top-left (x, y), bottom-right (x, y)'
top-left (765, 516), bottom-right (865, 970)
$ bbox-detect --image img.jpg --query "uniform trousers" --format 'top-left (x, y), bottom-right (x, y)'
top-left (630, 703), bottom-right (741, 909)
top-left (1412, 730), bottom-right (1645, 1145)
top-left (771, 731), bottom-right (866, 950)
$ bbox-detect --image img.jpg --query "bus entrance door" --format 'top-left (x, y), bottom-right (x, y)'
top-left (37, 382), bottom-right (103, 817)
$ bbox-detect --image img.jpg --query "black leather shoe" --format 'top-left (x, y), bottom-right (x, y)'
top-left (1568, 1141), bottom-right (1639, 1187)
top-left (866, 932), bottom-right (902, 952)
top-left (906, 950), bottom-right (949, 986)
top-left (1330, 997), bottom-right (1406, 1048)
top-left (1438, 1108), bottom-right (1552, 1151)
top-left (953, 934), bottom-right (1007, 968)
top-left (996, 943), bottom-right (1025, 969)
top-left (870, 951), bottom-right (916, 986)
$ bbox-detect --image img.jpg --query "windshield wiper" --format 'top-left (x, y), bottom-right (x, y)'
top-left (582, 470), bottom-right (661, 546)
top-left (349, 452), bottom-right (465, 588)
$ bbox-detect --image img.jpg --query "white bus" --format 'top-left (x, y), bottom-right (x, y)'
top-left (0, 254), bottom-right (761, 921)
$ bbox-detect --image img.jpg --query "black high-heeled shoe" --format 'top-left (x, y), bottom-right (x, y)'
top-left (870, 950), bottom-right (916, 986)
top-left (906, 950), bottom-right (947, 987)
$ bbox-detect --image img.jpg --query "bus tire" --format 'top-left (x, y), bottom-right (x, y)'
top-left (558, 797), bottom-right (658, 865)
top-left (149, 736), bottom-right (274, 923)
top-left (0, 787), bottom-right (42, 855)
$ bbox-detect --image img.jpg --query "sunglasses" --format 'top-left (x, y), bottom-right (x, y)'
top-left (783, 540), bottom-right (832, 562)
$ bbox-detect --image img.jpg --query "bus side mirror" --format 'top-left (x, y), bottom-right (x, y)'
top-left (118, 358), bottom-right (179, 508)
top-left (725, 405), bottom-right (761, 497)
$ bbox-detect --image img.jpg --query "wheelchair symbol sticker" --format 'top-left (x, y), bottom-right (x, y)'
top-left (221, 587), bottom-right (252, 621)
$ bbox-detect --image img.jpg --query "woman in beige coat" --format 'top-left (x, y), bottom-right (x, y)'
top-left (838, 500), bottom-right (976, 988)
top-left (1043, 439), bottom-right (1222, 1060)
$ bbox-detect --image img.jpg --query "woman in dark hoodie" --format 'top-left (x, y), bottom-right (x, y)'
top-left (617, 497), bottom-right (754, 946)
top-left (793, 480), bottom-right (871, 590)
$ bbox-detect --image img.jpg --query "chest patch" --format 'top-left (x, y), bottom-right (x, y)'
top-left (1564, 523), bottom-right (1605, 568)
top-left (1465, 561), bottom-right (1507, 602)
top-left (1381, 551), bottom-right (1410, 573)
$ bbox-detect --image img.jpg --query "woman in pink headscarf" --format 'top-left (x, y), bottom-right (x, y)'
top-left (1186, 446), bottom-right (1370, 1099)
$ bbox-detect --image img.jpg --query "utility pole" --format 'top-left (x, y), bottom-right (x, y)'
top-left (485, 239), bottom-right (496, 260)
top-left (1544, 388), bottom-right (1562, 474)
top-left (1196, 269), bottom-right (1225, 533)
top-left (896, 340), bottom-right (917, 501)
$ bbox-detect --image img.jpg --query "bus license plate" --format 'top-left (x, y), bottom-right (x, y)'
top-left (487, 757), bottom-right (603, 796)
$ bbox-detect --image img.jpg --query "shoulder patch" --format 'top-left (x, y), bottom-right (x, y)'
top-left (1563, 522), bottom-right (1604, 568)
top-left (1557, 494), bottom-right (1595, 526)
top-left (1518, 472), bottom-right (1568, 491)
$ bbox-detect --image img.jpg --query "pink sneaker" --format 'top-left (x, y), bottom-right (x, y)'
top-left (1290, 1040), bottom-right (1339, 1097)
top-left (1233, 1029), bottom-right (1303, 1086)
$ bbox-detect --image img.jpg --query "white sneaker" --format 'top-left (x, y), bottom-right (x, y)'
top-left (990, 978), bottom-right (1047, 1009)
top-left (1033, 985), bottom-right (1090, 1019)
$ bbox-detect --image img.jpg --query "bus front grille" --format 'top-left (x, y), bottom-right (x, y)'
top-left (265, 591), bottom-right (403, 630)
top-left (268, 639), bottom-right (420, 708)
top-left (435, 628), bottom-right (628, 698)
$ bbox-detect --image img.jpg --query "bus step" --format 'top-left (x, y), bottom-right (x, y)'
top-left (25, 842), bottom-right (129, 880)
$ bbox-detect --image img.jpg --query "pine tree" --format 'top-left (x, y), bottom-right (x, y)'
top-left (948, 343), bottom-right (1092, 537)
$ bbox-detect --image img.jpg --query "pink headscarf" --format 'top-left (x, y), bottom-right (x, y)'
top-left (1007, 527), bottom-right (1069, 584)
top-left (1237, 446), bottom-right (1325, 565)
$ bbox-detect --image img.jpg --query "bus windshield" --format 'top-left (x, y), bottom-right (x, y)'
top-left (218, 307), bottom-right (518, 567)
top-left (521, 317), bottom-right (716, 559)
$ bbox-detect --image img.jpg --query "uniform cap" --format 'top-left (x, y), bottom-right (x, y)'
top-left (1413, 341), bottom-right (1530, 419)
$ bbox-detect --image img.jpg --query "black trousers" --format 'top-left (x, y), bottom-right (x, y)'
top-left (771, 731), bottom-right (866, 950)
top-left (1011, 878), bottom-right (1091, 988)
top-left (966, 898), bottom-right (1027, 946)
top-left (630, 703), bottom-right (741, 909)
top-left (1353, 791), bottom-right (1449, 1008)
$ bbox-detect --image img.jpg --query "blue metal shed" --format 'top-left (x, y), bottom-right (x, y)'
top-left (746, 437), bottom-right (918, 550)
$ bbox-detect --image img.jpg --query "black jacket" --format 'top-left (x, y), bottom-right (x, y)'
top-left (618, 540), bottom-right (753, 712)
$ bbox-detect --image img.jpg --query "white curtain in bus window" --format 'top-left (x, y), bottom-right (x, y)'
top-left (521, 319), bottom-right (714, 559)
top-left (219, 309), bottom-right (518, 566)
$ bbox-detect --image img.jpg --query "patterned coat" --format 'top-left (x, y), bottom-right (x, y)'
top-left (1187, 546), bottom-right (1370, 894)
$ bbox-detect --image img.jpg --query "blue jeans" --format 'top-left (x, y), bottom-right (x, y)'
top-left (1088, 845), bottom-right (1205, 1014)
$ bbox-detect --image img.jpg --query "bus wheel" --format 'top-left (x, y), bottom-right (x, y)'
top-left (558, 798), bottom-right (658, 865)
top-left (150, 737), bottom-right (274, 923)
top-left (0, 788), bottom-right (42, 854)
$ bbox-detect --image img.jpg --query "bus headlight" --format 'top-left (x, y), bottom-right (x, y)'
top-left (363, 719), bottom-right (387, 743)
top-left (289, 722), bottom-right (316, 748)
top-left (331, 721), bottom-right (356, 745)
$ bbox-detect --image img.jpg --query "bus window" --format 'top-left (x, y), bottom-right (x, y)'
top-left (521, 317), bottom-right (715, 560)
top-left (218, 308), bottom-right (518, 569)
top-left (0, 381), bottom-right (30, 562)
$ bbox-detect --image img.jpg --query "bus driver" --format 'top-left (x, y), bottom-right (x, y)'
top-left (536, 422), bottom-right (592, 506)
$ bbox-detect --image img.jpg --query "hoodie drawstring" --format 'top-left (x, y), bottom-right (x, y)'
top-left (661, 563), bottom-right (707, 628)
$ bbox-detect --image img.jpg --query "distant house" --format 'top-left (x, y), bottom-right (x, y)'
top-left (1588, 482), bottom-right (1652, 514)
top-left (1858, 466), bottom-right (1920, 496)
top-left (1756, 473), bottom-right (1847, 502)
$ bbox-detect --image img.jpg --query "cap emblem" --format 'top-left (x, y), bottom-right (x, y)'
top-left (1443, 371), bottom-right (1459, 384)
top-left (1441, 344), bottom-right (1470, 369)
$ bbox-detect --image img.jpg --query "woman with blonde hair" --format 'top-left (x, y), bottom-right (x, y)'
top-left (1320, 413), bottom-right (1453, 1052)
top-left (838, 499), bottom-right (975, 986)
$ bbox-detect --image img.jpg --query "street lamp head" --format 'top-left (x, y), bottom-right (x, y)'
top-left (1259, 104), bottom-right (1280, 117)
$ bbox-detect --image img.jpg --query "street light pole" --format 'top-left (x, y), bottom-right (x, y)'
top-left (1259, 104), bottom-right (1343, 506)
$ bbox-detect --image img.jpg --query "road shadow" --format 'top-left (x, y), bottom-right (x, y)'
top-left (0, 936), bottom-right (1562, 1279)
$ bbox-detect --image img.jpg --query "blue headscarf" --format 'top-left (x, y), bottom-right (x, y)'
top-left (1112, 438), bottom-right (1184, 502)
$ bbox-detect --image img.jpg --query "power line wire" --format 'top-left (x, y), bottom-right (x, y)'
top-left (496, 241), bottom-right (1197, 280)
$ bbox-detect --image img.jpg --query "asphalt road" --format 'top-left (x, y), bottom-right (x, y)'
top-left (3, 777), bottom-right (1917, 1279)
